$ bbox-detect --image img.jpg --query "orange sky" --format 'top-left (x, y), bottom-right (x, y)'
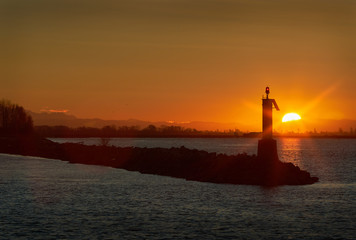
top-left (1, 0), bottom-right (356, 131)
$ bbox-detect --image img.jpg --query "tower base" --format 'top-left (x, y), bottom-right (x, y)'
top-left (257, 139), bottom-right (279, 162)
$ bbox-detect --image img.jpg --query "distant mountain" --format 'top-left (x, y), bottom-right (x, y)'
top-left (29, 111), bottom-right (151, 129)
top-left (28, 111), bottom-right (356, 132)
top-left (28, 111), bottom-right (242, 131)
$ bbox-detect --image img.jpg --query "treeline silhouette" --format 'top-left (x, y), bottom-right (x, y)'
top-left (35, 124), bottom-right (242, 138)
top-left (0, 99), bottom-right (33, 135)
top-left (35, 124), bottom-right (356, 139)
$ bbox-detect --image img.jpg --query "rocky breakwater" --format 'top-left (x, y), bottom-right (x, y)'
top-left (0, 136), bottom-right (318, 186)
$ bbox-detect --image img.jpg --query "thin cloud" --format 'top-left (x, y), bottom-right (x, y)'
top-left (40, 108), bottom-right (69, 113)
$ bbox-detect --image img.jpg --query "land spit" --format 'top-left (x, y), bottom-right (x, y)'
top-left (0, 136), bottom-right (318, 186)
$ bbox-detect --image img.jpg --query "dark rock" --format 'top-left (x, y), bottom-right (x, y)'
top-left (0, 136), bottom-right (318, 186)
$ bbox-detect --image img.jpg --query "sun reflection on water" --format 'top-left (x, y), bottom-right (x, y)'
top-left (278, 137), bottom-right (303, 167)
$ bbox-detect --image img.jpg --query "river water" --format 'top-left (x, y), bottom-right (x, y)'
top-left (0, 138), bottom-right (355, 239)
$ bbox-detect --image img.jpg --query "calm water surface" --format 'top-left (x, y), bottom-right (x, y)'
top-left (0, 138), bottom-right (355, 239)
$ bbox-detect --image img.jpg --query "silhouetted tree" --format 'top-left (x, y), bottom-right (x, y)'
top-left (0, 99), bottom-right (33, 135)
top-left (141, 124), bottom-right (157, 136)
top-left (102, 125), bottom-right (117, 137)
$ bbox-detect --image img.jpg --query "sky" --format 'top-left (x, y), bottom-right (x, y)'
top-left (1, 0), bottom-right (356, 131)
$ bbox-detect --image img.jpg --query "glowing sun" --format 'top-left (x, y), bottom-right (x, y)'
top-left (282, 113), bottom-right (301, 122)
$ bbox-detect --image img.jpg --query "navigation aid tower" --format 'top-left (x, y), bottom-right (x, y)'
top-left (258, 86), bottom-right (280, 162)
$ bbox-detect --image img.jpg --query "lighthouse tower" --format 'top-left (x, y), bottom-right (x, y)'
top-left (258, 87), bottom-right (280, 162)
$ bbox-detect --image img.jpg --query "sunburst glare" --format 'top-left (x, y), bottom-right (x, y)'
top-left (282, 113), bottom-right (301, 122)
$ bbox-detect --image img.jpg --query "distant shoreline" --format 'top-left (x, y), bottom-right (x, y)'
top-left (34, 125), bottom-right (356, 139)
top-left (45, 135), bottom-right (356, 139)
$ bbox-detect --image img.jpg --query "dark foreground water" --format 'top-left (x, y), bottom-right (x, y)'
top-left (0, 138), bottom-right (355, 239)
